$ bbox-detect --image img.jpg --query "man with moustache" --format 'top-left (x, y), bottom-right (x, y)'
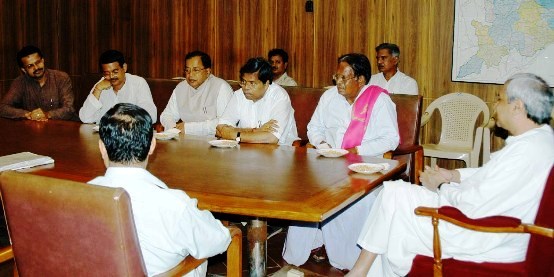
top-left (268, 48), bottom-right (298, 86)
top-left (216, 57), bottom-right (299, 145)
top-left (0, 45), bottom-right (76, 121)
top-left (369, 43), bottom-right (418, 95)
top-left (283, 53), bottom-right (399, 272)
top-left (159, 51), bottom-right (233, 136)
top-left (79, 50), bottom-right (157, 124)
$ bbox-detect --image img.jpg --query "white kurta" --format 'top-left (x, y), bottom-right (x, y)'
top-left (368, 71), bottom-right (418, 95)
top-left (79, 73), bottom-right (158, 123)
top-left (283, 85), bottom-right (399, 270)
top-left (274, 72), bottom-right (298, 86)
top-left (89, 167), bottom-right (231, 277)
top-left (307, 85), bottom-right (400, 156)
top-left (218, 83), bottom-right (299, 145)
top-left (159, 75), bottom-right (233, 136)
top-left (358, 125), bottom-right (554, 276)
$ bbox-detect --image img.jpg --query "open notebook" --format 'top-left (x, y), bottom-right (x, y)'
top-left (0, 152), bottom-right (55, 172)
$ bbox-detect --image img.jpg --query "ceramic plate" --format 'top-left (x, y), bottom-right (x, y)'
top-left (154, 132), bottom-right (178, 140)
top-left (348, 163), bottom-right (385, 174)
top-left (316, 148), bottom-right (349, 158)
top-left (208, 139), bottom-right (238, 148)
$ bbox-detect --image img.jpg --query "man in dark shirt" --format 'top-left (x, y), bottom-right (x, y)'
top-left (0, 45), bottom-right (75, 121)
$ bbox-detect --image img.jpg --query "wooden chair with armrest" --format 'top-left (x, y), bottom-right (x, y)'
top-left (409, 166), bottom-right (554, 277)
top-left (383, 94), bottom-right (424, 185)
top-left (0, 171), bottom-right (242, 277)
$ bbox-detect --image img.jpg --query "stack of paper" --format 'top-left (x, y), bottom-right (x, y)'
top-left (0, 152), bottom-right (55, 172)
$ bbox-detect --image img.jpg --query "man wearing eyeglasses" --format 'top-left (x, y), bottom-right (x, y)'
top-left (216, 57), bottom-right (299, 145)
top-left (283, 53), bottom-right (399, 272)
top-left (159, 51), bottom-right (233, 136)
top-left (0, 45), bottom-right (76, 121)
top-left (79, 50), bottom-right (157, 124)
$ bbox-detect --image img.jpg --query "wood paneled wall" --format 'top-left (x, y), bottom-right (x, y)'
top-left (2, 0), bottom-right (518, 165)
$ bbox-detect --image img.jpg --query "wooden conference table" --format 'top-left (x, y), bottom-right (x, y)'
top-left (0, 118), bottom-right (406, 275)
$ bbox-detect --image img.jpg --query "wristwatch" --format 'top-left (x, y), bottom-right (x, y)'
top-left (235, 132), bottom-right (241, 143)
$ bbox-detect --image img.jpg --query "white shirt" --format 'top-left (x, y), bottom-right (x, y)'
top-left (274, 72), bottom-right (298, 86)
top-left (218, 83), bottom-right (299, 146)
top-left (358, 125), bottom-right (554, 276)
top-left (307, 85), bottom-right (399, 156)
top-left (89, 167), bottom-right (231, 277)
top-left (369, 71), bottom-right (418, 95)
top-left (79, 73), bottom-right (157, 123)
top-left (159, 75), bottom-right (233, 136)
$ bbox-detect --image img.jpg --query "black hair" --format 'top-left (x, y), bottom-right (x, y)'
top-left (185, 50), bottom-right (212, 68)
top-left (239, 57), bottom-right (273, 84)
top-left (268, 48), bottom-right (289, 63)
top-left (99, 103), bottom-right (153, 164)
top-left (99, 50), bottom-right (126, 68)
top-left (17, 45), bottom-right (43, 68)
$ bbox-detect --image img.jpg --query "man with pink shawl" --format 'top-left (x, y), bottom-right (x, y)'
top-left (283, 53), bottom-right (399, 271)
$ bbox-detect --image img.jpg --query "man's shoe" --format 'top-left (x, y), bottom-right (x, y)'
top-left (310, 246), bottom-right (327, 263)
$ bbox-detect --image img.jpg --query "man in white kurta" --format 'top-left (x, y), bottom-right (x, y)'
top-left (159, 51), bottom-right (233, 136)
top-left (79, 73), bottom-right (157, 123)
top-left (369, 71), bottom-right (418, 95)
top-left (368, 43), bottom-right (418, 95)
top-left (79, 50), bottom-right (157, 124)
top-left (348, 73), bottom-right (554, 276)
top-left (216, 57), bottom-right (299, 145)
top-left (160, 75), bottom-right (232, 136)
top-left (89, 167), bottom-right (231, 277)
top-left (274, 72), bottom-right (298, 87)
top-left (218, 83), bottom-right (299, 145)
top-left (269, 48), bottom-right (298, 86)
top-left (92, 103), bottom-right (230, 277)
top-left (283, 53), bottom-right (399, 271)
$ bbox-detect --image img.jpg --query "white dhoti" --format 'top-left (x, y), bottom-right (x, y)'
top-left (283, 189), bottom-right (380, 270)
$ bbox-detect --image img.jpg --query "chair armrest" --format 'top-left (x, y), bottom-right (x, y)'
top-left (0, 246), bottom-right (13, 263)
top-left (393, 145), bottom-right (423, 156)
top-left (415, 206), bottom-right (554, 237)
top-left (420, 111), bottom-right (432, 127)
top-left (226, 225), bottom-right (243, 277)
top-left (154, 256), bottom-right (206, 277)
top-left (155, 225), bottom-right (243, 277)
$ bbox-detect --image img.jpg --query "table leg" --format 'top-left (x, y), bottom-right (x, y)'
top-left (247, 218), bottom-right (267, 277)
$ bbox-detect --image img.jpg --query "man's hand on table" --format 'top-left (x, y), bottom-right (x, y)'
top-left (25, 108), bottom-right (49, 121)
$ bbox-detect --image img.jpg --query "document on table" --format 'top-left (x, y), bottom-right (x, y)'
top-left (0, 152), bottom-right (55, 172)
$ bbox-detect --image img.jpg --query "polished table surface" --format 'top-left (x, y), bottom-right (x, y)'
top-left (0, 118), bottom-right (406, 222)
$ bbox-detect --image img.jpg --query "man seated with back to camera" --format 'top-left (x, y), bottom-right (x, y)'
top-left (91, 103), bottom-right (231, 276)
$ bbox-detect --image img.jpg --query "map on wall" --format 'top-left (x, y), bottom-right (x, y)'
top-left (452, 0), bottom-right (554, 86)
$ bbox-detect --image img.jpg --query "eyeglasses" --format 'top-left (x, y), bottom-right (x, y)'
top-left (184, 67), bottom-right (206, 75)
top-left (332, 74), bottom-right (356, 84)
top-left (239, 80), bottom-right (260, 89)
top-left (102, 69), bottom-right (121, 78)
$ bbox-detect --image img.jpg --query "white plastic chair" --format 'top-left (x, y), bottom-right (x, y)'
top-left (421, 92), bottom-right (490, 168)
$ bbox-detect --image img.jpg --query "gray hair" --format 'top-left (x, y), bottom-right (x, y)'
top-left (505, 73), bottom-right (553, 124)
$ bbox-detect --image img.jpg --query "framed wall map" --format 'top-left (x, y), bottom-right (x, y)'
top-left (452, 0), bottom-right (554, 86)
